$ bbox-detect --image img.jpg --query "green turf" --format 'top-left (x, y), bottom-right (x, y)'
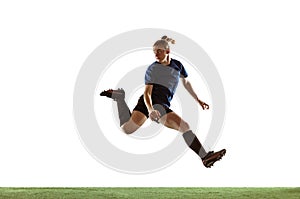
top-left (0, 187), bottom-right (299, 199)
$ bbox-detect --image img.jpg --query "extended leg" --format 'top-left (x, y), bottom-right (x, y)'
top-left (159, 112), bottom-right (226, 168)
top-left (159, 112), bottom-right (207, 157)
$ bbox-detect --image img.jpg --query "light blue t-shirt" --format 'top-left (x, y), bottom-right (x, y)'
top-left (144, 59), bottom-right (188, 107)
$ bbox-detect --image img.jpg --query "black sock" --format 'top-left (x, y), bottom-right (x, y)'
top-left (183, 130), bottom-right (207, 159)
top-left (116, 99), bottom-right (131, 126)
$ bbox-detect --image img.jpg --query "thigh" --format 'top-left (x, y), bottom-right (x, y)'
top-left (159, 112), bottom-right (190, 133)
top-left (122, 110), bottom-right (147, 134)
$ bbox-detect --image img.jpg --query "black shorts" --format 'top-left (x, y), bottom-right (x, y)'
top-left (133, 95), bottom-right (173, 118)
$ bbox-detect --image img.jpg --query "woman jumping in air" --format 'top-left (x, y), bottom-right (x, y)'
top-left (100, 36), bottom-right (226, 168)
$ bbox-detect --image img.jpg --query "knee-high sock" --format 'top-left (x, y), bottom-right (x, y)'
top-left (183, 130), bottom-right (207, 159)
top-left (116, 99), bottom-right (131, 126)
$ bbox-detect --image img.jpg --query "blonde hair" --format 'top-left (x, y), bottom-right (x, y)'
top-left (153, 35), bottom-right (176, 50)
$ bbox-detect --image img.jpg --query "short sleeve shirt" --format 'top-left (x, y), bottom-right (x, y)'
top-left (144, 59), bottom-right (188, 107)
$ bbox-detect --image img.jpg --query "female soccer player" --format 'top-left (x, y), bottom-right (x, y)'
top-left (100, 36), bottom-right (226, 168)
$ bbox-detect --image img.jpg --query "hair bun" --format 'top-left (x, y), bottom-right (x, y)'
top-left (161, 35), bottom-right (176, 44)
top-left (161, 35), bottom-right (168, 40)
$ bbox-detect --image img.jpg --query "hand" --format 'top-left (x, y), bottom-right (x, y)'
top-left (198, 99), bottom-right (209, 110)
top-left (149, 110), bottom-right (161, 122)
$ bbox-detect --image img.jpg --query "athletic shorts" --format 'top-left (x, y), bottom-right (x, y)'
top-left (133, 95), bottom-right (173, 118)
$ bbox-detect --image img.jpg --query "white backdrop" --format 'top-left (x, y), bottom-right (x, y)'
top-left (0, 0), bottom-right (299, 186)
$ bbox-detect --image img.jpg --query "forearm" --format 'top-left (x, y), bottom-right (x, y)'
top-left (182, 78), bottom-right (209, 110)
top-left (184, 80), bottom-right (199, 101)
top-left (144, 93), bottom-right (154, 112)
top-left (144, 85), bottom-right (154, 112)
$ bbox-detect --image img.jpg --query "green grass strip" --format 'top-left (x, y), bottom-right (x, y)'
top-left (0, 187), bottom-right (299, 199)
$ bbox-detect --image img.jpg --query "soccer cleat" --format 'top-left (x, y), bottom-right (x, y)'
top-left (202, 149), bottom-right (226, 168)
top-left (100, 88), bottom-right (125, 101)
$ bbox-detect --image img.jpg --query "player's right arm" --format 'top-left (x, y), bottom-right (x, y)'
top-left (144, 84), bottom-right (161, 121)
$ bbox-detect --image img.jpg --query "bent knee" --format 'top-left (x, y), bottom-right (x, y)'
top-left (121, 123), bottom-right (137, 134)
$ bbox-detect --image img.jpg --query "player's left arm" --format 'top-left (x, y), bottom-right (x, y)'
top-left (181, 77), bottom-right (209, 110)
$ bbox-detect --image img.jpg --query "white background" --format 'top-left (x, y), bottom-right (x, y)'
top-left (1, 0), bottom-right (299, 186)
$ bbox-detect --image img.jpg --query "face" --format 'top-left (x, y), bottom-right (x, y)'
top-left (153, 47), bottom-right (169, 63)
